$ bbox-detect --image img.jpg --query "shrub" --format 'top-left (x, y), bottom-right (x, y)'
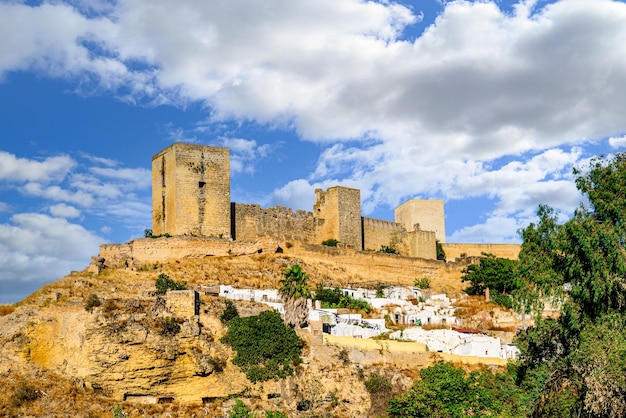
top-left (231, 399), bottom-right (256, 418)
top-left (313, 284), bottom-right (371, 313)
top-left (365, 372), bottom-right (392, 395)
top-left (265, 411), bottom-right (287, 418)
top-left (378, 245), bottom-right (398, 254)
top-left (220, 300), bottom-right (239, 323)
top-left (375, 283), bottom-right (386, 298)
top-left (157, 316), bottom-right (181, 336)
top-left (155, 273), bottom-right (186, 295)
top-left (321, 238), bottom-right (338, 247)
top-left (84, 294), bottom-right (101, 312)
top-left (436, 240), bottom-right (446, 261)
top-left (13, 382), bottom-right (40, 407)
top-left (221, 310), bottom-right (303, 382)
top-left (414, 277), bottom-right (431, 289)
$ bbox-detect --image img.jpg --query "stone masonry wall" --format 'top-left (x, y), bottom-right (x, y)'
top-left (441, 243), bottom-right (521, 261)
top-left (152, 143), bottom-right (230, 238)
top-left (314, 187), bottom-right (362, 248)
top-left (231, 203), bottom-right (316, 242)
top-left (408, 229), bottom-right (437, 260)
top-left (362, 217), bottom-right (406, 253)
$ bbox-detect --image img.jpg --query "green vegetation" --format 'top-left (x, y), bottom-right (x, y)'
top-left (436, 239), bottom-right (446, 261)
top-left (221, 310), bottom-right (303, 383)
top-left (155, 273), bottom-right (186, 295)
top-left (321, 238), bottom-right (338, 247)
top-left (84, 293), bottom-right (101, 312)
top-left (313, 284), bottom-right (371, 313)
top-left (144, 228), bottom-right (171, 238)
top-left (220, 299), bottom-right (239, 323)
top-left (364, 372), bottom-right (392, 395)
top-left (280, 264), bottom-right (311, 328)
top-left (461, 253), bottom-right (518, 308)
top-left (388, 153), bottom-right (626, 417)
top-left (388, 362), bottom-right (525, 417)
top-left (377, 245), bottom-right (399, 254)
top-left (156, 316), bottom-right (181, 336)
top-left (413, 277), bottom-right (431, 289)
top-left (375, 282), bottom-right (386, 298)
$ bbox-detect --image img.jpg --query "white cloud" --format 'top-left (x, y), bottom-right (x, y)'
top-left (0, 213), bottom-right (104, 302)
top-left (3, 0), bottom-right (626, 244)
top-left (218, 137), bottom-right (273, 175)
top-left (609, 135), bottom-right (626, 149)
top-left (49, 203), bottom-right (81, 219)
top-left (0, 151), bottom-right (75, 183)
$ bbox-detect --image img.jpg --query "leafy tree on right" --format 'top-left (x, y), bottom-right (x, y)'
top-left (514, 153), bottom-right (626, 417)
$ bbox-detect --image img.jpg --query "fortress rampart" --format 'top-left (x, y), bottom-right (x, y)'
top-left (96, 143), bottom-right (521, 267)
top-left (231, 203), bottom-right (316, 242)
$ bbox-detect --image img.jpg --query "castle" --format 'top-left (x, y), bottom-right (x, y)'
top-left (151, 143), bottom-right (446, 260)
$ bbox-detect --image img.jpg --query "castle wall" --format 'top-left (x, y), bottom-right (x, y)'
top-left (407, 229), bottom-right (437, 260)
top-left (395, 200), bottom-right (446, 243)
top-left (362, 217), bottom-right (406, 253)
top-left (98, 236), bottom-right (282, 268)
top-left (441, 243), bottom-right (521, 261)
top-left (152, 143), bottom-right (230, 238)
top-left (314, 187), bottom-right (362, 248)
top-left (231, 203), bottom-right (315, 242)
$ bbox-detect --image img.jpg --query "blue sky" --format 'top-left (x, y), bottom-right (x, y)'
top-left (2, 0), bottom-right (626, 303)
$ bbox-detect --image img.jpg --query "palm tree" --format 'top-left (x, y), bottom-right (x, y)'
top-left (279, 264), bottom-right (311, 328)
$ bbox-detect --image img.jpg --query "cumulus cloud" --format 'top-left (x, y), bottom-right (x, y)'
top-left (609, 135), bottom-right (626, 149)
top-left (2, 0), bottom-right (626, 242)
top-left (218, 137), bottom-right (273, 175)
top-left (0, 213), bottom-right (104, 303)
top-left (0, 151), bottom-right (75, 183)
top-left (49, 203), bottom-right (81, 219)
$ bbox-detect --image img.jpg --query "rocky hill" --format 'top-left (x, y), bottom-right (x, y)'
top-left (0, 239), bottom-right (509, 417)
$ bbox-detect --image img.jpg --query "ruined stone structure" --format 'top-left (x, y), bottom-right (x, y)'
top-left (151, 143), bottom-right (449, 260)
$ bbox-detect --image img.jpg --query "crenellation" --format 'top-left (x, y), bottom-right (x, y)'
top-left (146, 143), bottom-right (516, 263)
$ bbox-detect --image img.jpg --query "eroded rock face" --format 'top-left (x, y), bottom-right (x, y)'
top-left (0, 294), bottom-right (249, 404)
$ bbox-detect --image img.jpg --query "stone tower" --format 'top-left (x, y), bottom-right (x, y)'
top-left (151, 143), bottom-right (230, 238)
top-left (314, 186), bottom-right (362, 249)
top-left (394, 199), bottom-right (446, 243)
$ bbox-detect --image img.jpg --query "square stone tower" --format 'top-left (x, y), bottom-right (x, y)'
top-left (394, 199), bottom-right (446, 243)
top-left (152, 143), bottom-right (230, 238)
top-left (314, 186), bottom-right (362, 249)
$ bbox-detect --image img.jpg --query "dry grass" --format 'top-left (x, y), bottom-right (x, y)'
top-left (421, 323), bottom-right (450, 331)
top-left (0, 305), bottom-right (16, 316)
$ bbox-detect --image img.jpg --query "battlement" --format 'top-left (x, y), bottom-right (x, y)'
top-left (149, 143), bottom-right (451, 260)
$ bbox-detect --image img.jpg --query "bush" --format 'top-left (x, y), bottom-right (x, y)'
top-left (378, 245), bottom-right (399, 254)
top-left (365, 372), bottom-right (392, 395)
top-left (220, 300), bottom-right (239, 323)
top-left (84, 294), bottom-right (101, 312)
top-left (221, 310), bottom-right (303, 382)
top-left (155, 273), bottom-right (186, 295)
top-left (13, 382), bottom-right (40, 407)
top-left (321, 238), bottom-right (338, 247)
top-left (231, 399), bottom-right (256, 418)
top-left (413, 277), bottom-right (431, 289)
top-left (157, 316), bottom-right (181, 336)
top-left (313, 284), bottom-right (371, 313)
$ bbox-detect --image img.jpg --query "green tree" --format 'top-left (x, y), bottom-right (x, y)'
top-left (155, 273), bottom-right (186, 295)
top-left (461, 253), bottom-right (518, 296)
top-left (321, 238), bottom-right (338, 247)
top-left (387, 362), bottom-right (524, 417)
top-left (220, 299), bottom-right (239, 323)
top-left (513, 153), bottom-right (626, 417)
top-left (221, 310), bottom-right (303, 382)
top-left (279, 264), bottom-right (311, 328)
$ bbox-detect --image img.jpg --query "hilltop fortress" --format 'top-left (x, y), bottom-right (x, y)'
top-left (145, 142), bottom-right (518, 261)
